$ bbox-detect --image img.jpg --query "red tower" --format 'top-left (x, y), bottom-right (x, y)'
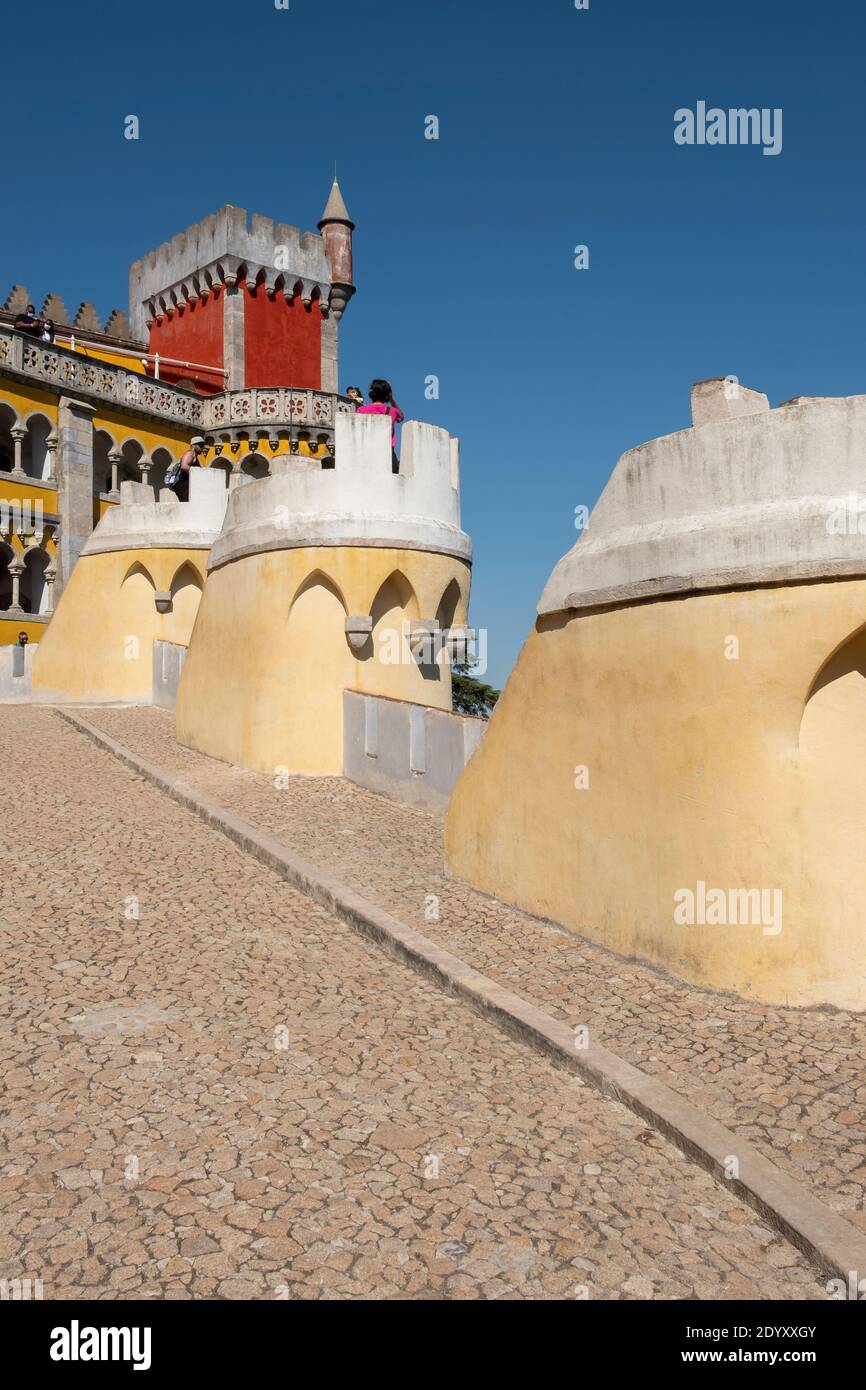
top-left (128, 182), bottom-right (356, 395)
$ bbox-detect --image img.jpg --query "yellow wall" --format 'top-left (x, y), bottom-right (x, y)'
top-left (91, 410), bottom-right (191, 458)
top-left (54, 340), bottom-right (148, 374)
top-left (445, 578), bottom-right (866, 1011)
top-left (0, 526), bottom-right (57, 562)
top-left (32, 547), bottom-right (206, 703)
top-left (0, 380), bottom-right (58, 425)
top-left (0, 477), bottom-right (58, 518)
top-left (0, 617), bottom-right (45, 644)
top-left (177, 546), bottom-right (471, 775)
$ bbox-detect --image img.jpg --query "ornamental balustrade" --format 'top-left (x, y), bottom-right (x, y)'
top-left (0, 328), bottom-right (351, 440)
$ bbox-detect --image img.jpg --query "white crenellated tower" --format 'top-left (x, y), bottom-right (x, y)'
top-left (175, 411), bottom-right (472, 774)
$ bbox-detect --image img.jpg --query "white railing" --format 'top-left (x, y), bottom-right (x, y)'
top-left (54, 335), bottom-right (228, 382)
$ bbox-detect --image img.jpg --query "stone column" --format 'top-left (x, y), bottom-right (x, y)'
top-left (138, 454), bottom-right (152, 488)
top-left (320, 314), bottom-right (339, 394)
top-left (223, 279), bottom-right (245, 390)
top-left (107, 449), bottom-right (122, 500)
top-left (43, 562), bottom-right (56, 614)
top-left (7, 557), bottom-right (24, 614)
top-left (10, 425), bottom-right (26, 480)
top-left (56, 396), bottom-right (96, 592)
top-left (45, 431), bottom-right (58, 485)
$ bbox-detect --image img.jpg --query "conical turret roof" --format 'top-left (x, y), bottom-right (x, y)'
top-left (318, 178), bottom-right (355, 230)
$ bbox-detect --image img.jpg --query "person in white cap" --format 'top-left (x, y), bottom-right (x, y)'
top-left (169, 435), bottom-right (205, 501)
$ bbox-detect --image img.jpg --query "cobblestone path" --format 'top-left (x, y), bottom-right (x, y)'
top-left (0, 708), bottom-right (824, 1299)
top-left (77, 706), bottom-right (866, 1237)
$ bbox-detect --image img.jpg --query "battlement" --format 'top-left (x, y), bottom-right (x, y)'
top-left (129, 205), bottom-right (332, 340)
top-left (208, 413), bottom-right (471, 571)
top-left (82, 466), bottom-right (229, 557)
top-left (540, 384), bottom-right (866, 615)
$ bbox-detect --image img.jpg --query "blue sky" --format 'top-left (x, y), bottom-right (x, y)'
top-left (3, 0), bottom-right (864, 685)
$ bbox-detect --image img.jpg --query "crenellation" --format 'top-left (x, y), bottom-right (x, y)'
top-left (206, 412), bottom-right (470, 575)
top-left (3, 285), bottom-right (31, 312)
top-left (129, 204), bottom-right (332, 335)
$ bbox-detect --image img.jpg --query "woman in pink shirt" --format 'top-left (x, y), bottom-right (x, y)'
top-left (356, 378), bottom-right (404, 472)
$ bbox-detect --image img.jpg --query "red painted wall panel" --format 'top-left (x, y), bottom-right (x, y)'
top-left (148, 294), bottom-right (224, 393)
top-left (243, 288), bottom-right (322, 389)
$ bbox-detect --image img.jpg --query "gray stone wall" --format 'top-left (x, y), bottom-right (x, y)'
top-left (343, 690), bottom-right (485, 810)
top-left (56, 396), bottom-right (96, 591)
top-left (152, 640), bottom-right (187, 710)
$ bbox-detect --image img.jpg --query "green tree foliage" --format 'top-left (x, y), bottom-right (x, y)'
top-left (451, 659), bottom-right (500, 718)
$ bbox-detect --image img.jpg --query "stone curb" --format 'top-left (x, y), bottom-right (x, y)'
top-left (58, 707), bottom-right (866, 1288)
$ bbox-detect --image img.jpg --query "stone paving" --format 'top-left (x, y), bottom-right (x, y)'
top-left (80, 706), bottom-right (866, 1235)
top-left (0, 706), bottom-right (826, 1299)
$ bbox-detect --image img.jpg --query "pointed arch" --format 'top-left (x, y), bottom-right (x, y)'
top-left (289, 569), bottom-right (347, 615)
top-left (435, 577), bottom-right (463, 632)
top-left (121, 559), bottom-right (156, 591)
top-left (167, 559), bottom-right (205, 634)
top-left (170, 559), bottom-right (204, 597)
top-left (370, 570), bottom-right (419, 628)
top-left (285, 568), bottom-right (355, 771)
top-left (800, 623), bottom-right (866, 757)
top-left (804, 622), bottom-right (866, 707)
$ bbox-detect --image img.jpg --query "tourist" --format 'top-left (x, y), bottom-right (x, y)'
top-left (357, 379), bottom-right (404, 472)
top-left (41, 318), bottom-right (55, 344)
top-left (166, 435), bottom-right (204, 501)
top-left (13, 304), bottom-right (42, 337)
top-left (346, 385), bottom-right (364, 408)
top-left (16, 632), bottom-right (28, 647)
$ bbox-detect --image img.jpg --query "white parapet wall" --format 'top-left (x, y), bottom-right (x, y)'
top-left (540, 391), bottom-right (866, 614)
top-left (0, 643), bottom-right (36, 702)
top-left (343, 690), bottom-right (485, 810)
top-left (83, 466), bottom-right (229, 558)
top-left (207, 412), bottom-right (470, 570)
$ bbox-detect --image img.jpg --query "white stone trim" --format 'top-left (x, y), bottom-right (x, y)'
top-left (539, 394), bottom-right (866, 615)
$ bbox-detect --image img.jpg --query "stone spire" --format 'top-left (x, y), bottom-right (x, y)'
top-left (318, 177), bottom-right (355, 231)
top-left (318, 177), bottom-right (355, 321)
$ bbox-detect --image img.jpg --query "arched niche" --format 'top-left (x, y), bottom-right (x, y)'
top-left (371, 570), bottom-right (419, 632)
top-left (285, 571), bottom-right (355, 770)
top-left (800, 625), bottom-right (866, 769)
top-left (168, 560), bottom-right (204, 632)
